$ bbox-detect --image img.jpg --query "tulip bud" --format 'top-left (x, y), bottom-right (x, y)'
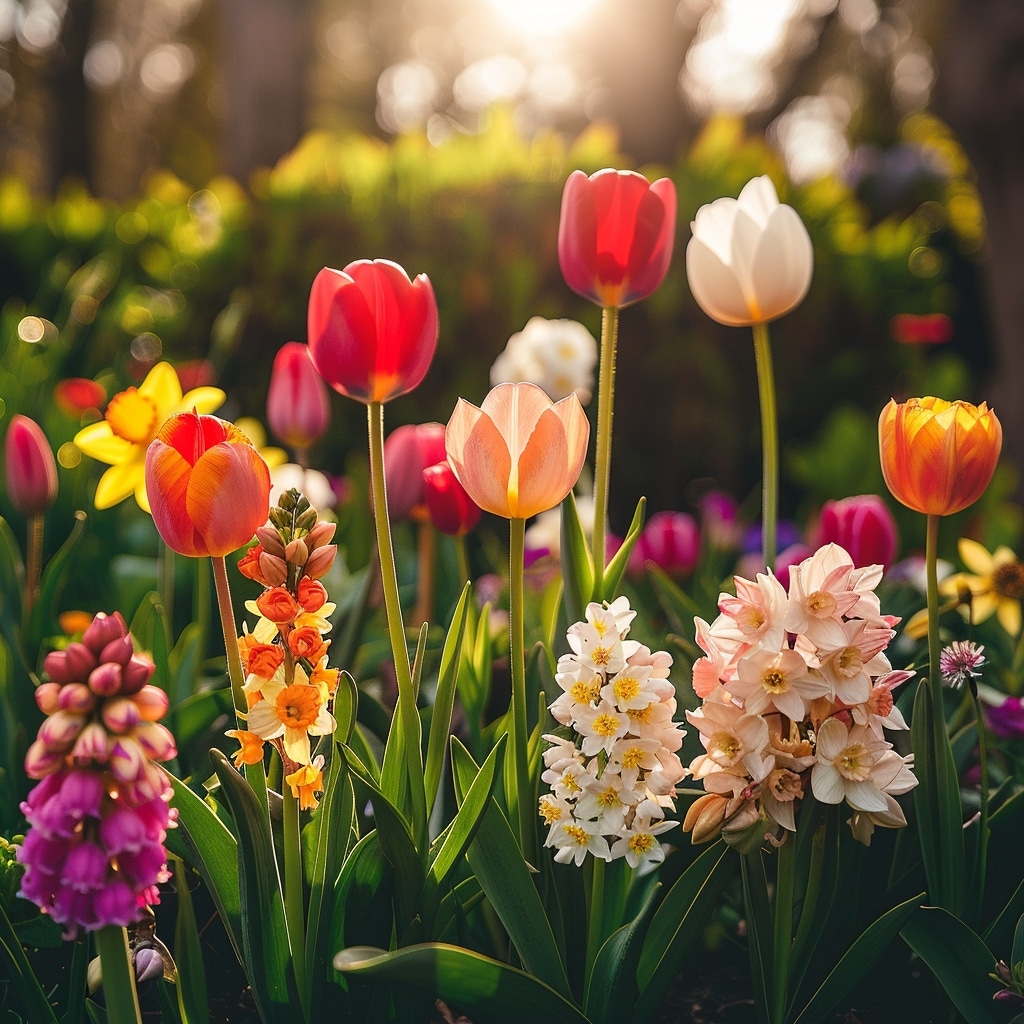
top-left (383, 422), bottom-right (447, 522)
top-left (816, 495), bottom-right (898, 570)
top-left (82, 612), bottom-right (127, 654)
top-left (422, 461), bottom-right (482, 537)
top-left (88, 662), bottom-right (123, 697)
top-left (267, 341), bottom-right (331, 449)
top-left (4, 414), bottom-right (57, 516)
top-left (121, 655), bottom-right (155, 695)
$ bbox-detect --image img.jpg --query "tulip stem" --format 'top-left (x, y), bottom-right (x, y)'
top-left (751, 321), bottom-right (779, 569)
top-left (509, 515), bottom-right (535, 855)
top-left (24, 512), bottom-right (43, 617)
top-left (592, 305), bottom-right (619, 595)
top-left (93, 925), bottom-right (143, 1024)
top-left (367, 401), bottom-right (426, 845)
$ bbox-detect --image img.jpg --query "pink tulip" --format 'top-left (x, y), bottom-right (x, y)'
top-left (628, 511), bottom-right (700, 577)
top-left (266, 341), bottom-right (331, 448)
top-left (383, 422), bottom-right (446, 522)
top-left (816, 495), bottom-right (898, 570)
top-left (5, 414), bottom-right (57, 516)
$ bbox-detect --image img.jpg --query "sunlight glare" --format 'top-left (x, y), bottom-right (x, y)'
top-left (481, 0), bottom-right (603, 41)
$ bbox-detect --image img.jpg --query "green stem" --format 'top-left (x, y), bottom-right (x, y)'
top-left (455, 534), bottom-right (471, 591)
top-left (157, 542), bottom-right (175, 639)
top-left (508, 515), bottom-right (535, 855)
top-left (368, 400), bottom-right (426, 845)
top-left (24, 512), bottom-right (43, 617)
top-left (93, 926), bottom-right (142, 1024)
top-left (584, 855), bottom-right (605, 991)
top-left (412, 519), bottom-right (435, 628)
top-left (751, 321), bottom-right (779, 569)
top-left (973, 687), bottom-right (990, 921)
top-left (925, 514), bottom-right (943, 716)
top-left (591, 305), bottom-right (619, 596)
top-left (212, 555), bottom-right (247, 730)
top-left (283, 783), bottom-right (309, 1020)
top-left (771, 837), bottom-right (795, 1024)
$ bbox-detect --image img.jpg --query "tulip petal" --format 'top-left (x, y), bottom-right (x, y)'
top-left (736, 175), bottom-right (779, 228)
top-left (749, 204), bottom-right (814, 323)
top-left (690, 197), bottom-right (739, 265)
top-left (685, 236), bottom-right (751, 327)
top-left (146, 442), bottom-right (202, 555)
top-left (445, 399), bottom-right (514, 518)
top-left (514, 408), bottom-right (574, 519)
top-left (186, 444), bottom-right (270, 556)
top-left (479, 382), bottom-right (557, 463)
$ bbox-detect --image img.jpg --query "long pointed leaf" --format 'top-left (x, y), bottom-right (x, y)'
top-left (598, 496), bottom-right (645, 603)
top-left (335, 943), bottom-right (592, 1024)
top-left (169, 856), bottom-right (209, 1024)
top-left (0, 899), bottom-right (60, 1024)
top-left (791, 893), bottom-right (922, 1024)
top-left (559, 491), bottom-right (594, 624)
top-left (27, 509), bottom-right (87, 643)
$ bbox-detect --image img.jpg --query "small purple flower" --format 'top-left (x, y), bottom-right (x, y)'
top-left (986, 696), bottom-right (1024, 741)
top-left (939, 640), bottom-right (986, 690)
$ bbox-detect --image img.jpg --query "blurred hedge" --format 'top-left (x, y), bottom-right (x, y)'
top-left (0, 106), bottom-right (991, 537)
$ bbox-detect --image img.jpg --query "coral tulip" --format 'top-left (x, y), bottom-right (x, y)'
top-left (5, 414), bottom-right (57, 516)
top-left (144, 411), bottom-right (271, 557)
top-left (558, 168), bottom-right (677, 309)
top-left (817, 494), bottom-right (898, 570)
top-left (307, 259), bottom-right (438, 404)
top-left (686, 175), bottom-right (813, 327)
top-left (383, 422), bottom-right (447, 522)
top-left (266, 341), bottom-right (331, 449)
top-left (445, 382), bottom-right (589, 521)
top-left (422, 461), bottom-right (482, 536)
top-left (878, 397), bottom-right (1002, 516)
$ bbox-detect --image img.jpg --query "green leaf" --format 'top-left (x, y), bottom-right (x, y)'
top-left (0, 899), bottom-right (60, 1024)
top-left (168, 623), bottom-right (205, 709)
top-left (0, 516), bottom-right (24, 629)
top-left (585, 882), bottom-right (659, 1024)
top-left (900, 906), bottom-right (1003, 1024)
top-left (644, 563), bottom-right (708, 638)
top-left (597, 496), bottom-right (645, 603)
top-left (168, 688), bottom-right (233, 751)
top-left (450, 739), bottom-right (572, 1000)
top-left (424, 582), bottom-right (471, 817)
top-left (559, 492), bottom-right (594, 624)
top-left (128, 592), bottom-right (171, 693)
top-left (329, 830), bottom-right (395, 966)
top-left (791, 893), bottom-right (922, 1024)
top-left (421, 734), bottom-right (506, 927)
top-left (27, 510), bottom-right (87, 645)
top-left (169, 856), bottom-right (209, 1024)
top-left (165, 775), bottom-right (241, 961)
top-left (334, 943), bottom-right (592, 1024)
top-left (633, 840), bottom-right (737, 1022)
top-left (209, 748), bottom-right (296, 1013)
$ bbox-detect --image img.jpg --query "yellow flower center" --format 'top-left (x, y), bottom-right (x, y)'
top-left (105, 387), bottom-right (160, 445)
top-left (597, 787), bottom-right (621, 808)
top-left (835, 647), bottom-right (863, 677)
top-left (565, 824), bottom-right (590, 847)
top-left (709, 731), bottom-right (740, 762)
top-left (992, 563), bottom-right (1024, 601)
top-left (628, 705), bottom-right (653, 725)
top-left (628, 832), bottom-right (653, 854)
top-left (836, 743), bottom-right (872, 782)
top-left (276, 684), bottom-right (321, 730)
top-left (539, 797), bottom-right (564, 824)
top-left (592, 712), bottom-right (622, 737)
top-left (761, 668), bottom-right (789, 694)
top-left (591, 645), bottom-right (613, 668)
top-left (806, 591), bottom-right (836, 617)
top-left (621, 746), bottom-right (645, 770)
top-left (560, 770), bottom-right (582, 794)
top-left (613, 675), bottom-right (640, 703)
top-left (570, 678), bottom-right (600, 704)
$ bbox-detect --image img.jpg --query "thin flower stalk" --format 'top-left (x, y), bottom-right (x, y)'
top-left (752, 321), bottom-right (779, 568)
top-left (591, 305), bottom-right (619, 592)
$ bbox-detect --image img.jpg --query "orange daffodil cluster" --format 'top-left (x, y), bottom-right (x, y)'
top-left (538, 598), bottom-right (688, 868)
top-left (684, 543), bottom-right (918, 847)
top-left (229, 488), bottom-right (341, 809)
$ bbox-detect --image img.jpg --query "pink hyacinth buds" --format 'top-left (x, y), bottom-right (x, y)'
top-left (4, 414), bottom-right (58, 516)
top-left (383, 422), bottom-right (447, 522)
top-left (267, 341), bottom-right (332, 449)
top-left (628, 510), bottom-right (701, 578)
top-left (816, 495), bottom-right (898, 571)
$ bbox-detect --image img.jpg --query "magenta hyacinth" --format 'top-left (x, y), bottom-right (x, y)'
top-left (17, 611), bottom-right (176, 937)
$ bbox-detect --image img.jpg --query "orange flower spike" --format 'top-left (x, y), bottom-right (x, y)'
top-left (879, 397), bottom-right (1002, 516)
top-left (287, 626), bottom-right (328, 664)
top-left (145, 411), bottom-right (271, 557)
top-left (246, 643), bottom-right (285, 679)
top-left (445, 381), bottom-right (590, 521)
top-left (297, 577), bottom-right (328, 613)
top-left (225, 729), bottom-right (265, 767)
top-left (256, 586), bottom-right (302, 625)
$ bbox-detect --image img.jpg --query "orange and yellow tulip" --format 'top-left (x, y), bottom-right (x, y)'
top-left (878, 397), bottom-right (1002, 516)
top-left (445, 381), bottom-right (589, 521)
top-left (145, 411), bottom-right (271, 557)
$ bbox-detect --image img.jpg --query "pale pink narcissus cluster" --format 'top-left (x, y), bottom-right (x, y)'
top-left (18, 612), bottom-right (176, 936)
top-left (684, 543), bottom-right (917, 847)
top-left (539, 598), bottom-right (688, 868)
top-left (230, 488), bottom-right (340, 809)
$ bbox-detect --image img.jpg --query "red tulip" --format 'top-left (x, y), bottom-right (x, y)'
top-left (383, 422), bottom-right (447, 521)
top-left (558, 168), bottom-right (677, 309)
top-left (145, 411), bottom-right (271, 557)
top-left (267, 341), bottom-right (331, 449)
top-left (816, 495), bottom-right (898, 570)
top-left (5, 415), bottom-right (57, 516)
top-left (54, 378), bottom-right (106, 418)
top-left (307, 260), bottom-right (438, 404)
top-left (423, 461), bottom-right (482, 536)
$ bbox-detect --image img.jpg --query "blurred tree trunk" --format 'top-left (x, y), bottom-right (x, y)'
top-left (933, 0), bottom-right (1024, 493)
top-left (216, 0), bottom-right (312, 181)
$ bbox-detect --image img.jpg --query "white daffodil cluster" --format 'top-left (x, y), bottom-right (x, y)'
top-left (539, 597), bottom-right (688, 868)
top-left (489, 316), bottom-right (597, 404)
top-left (684, 543), bottom-right (918, 848)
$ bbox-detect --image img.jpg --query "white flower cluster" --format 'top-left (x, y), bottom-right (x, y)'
top-left (490, 316), bottom-right (597, 404)
top-left (685, 543), bottom-right (917, 847)
top-left (540, 598), bottom-right (688, 868)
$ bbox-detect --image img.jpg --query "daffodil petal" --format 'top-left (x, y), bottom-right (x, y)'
top-left (178, 385), bottom-right (226, 416)
top-left (93, 463), bottom-right (143, 510)
top-left (139, 361), bottom-right (184, 412)
top-left (74, 422), bottom-right (134, 464)
top-left (958, 537), bottom-right (995, 575)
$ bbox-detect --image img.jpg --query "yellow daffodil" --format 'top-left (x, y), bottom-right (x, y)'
top-left (941, 537), bottom-right (1024, 636)
top-left (74, 361), bottom-right (225, 511)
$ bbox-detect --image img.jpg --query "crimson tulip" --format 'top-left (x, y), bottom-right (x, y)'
top-left (307, 260), bottom-right (438, 404)
top-left (816, 495), bottom-right (898, 570)
top-left (145, 411), bottom-right (271, 557)
top-left (383, 422), bottom-right (447, 522)
top-left (5, 415), bottom-right (57, 516)
top-left (266, 341), bottom-right (331, 449)
top-left (628, 510), bottom-right (700, 578)
top-left (422, 461), bottom-right (482, 536)
top-left (558, 168), bottom-right (677, 309)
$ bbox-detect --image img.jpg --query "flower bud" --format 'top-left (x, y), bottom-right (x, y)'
top-left (88, 662), bottom-right (123, 697)
top-left (82, 612), bottom-right (127, 654)
top-left (682, 793), bottom-right (728, 844)
top-left (816, 494), bottom-right (897, 571)
top-left (306, 521), bottom-right (336, 549)
top-left (39, 710), bottom-right (85, 750)
top-left (64, 643), bottom-right (98, 683)
top-left (628, 510), bottom-right (700, 578)
top-left (58, 683), bottom-right (96, 714)
top-left (35, 682), bottom-right (62, 715)
top-left (422, 461), bottom-right (482, 537)
top-left (121, 656), bottom-right (155, 695)
top-left (285, 537), bottom-right (309, 566)
top-left (133, 685), bottom-right (170, 722)
top-left (73, 722), bottom-right (111, 763)
top-left (267, 341), bottom-right (331, 449)
top-left (383, 422), bottom-right (447, 522)
top-left (42, 650), bottom-right (71, 685)
top-left (303, 544), bottom-right (336, 580)
top-left (258, 551), bottom-right (289, 586)
top-left (25, 740), bottom-right (65, 779)
top-left (101, 697), bottom-right (141, 734)
top-left (134, 722), bottom-right (177, 762)
top-left (4, 414), bottom-right (57, 516)
top-left (99, 635), bottom-right (134, 668)
top-left (256, 525), bottom-right (286, 556)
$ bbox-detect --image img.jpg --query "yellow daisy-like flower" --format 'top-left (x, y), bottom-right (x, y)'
top-left (74, 361), bottom-right (225, 511)
top-left (941, 537), bottom-right (1024, 636)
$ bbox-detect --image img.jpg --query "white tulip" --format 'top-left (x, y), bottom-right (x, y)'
top-left (686, 175), bottom-right (813, 327)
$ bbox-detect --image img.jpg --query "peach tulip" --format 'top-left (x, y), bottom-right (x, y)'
top-left (145, 411), bottom-right (271, 557)
top-left (445, 382), bottom-right (589, 521)
top-left (878, 397), bottom-right (1001, 517)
